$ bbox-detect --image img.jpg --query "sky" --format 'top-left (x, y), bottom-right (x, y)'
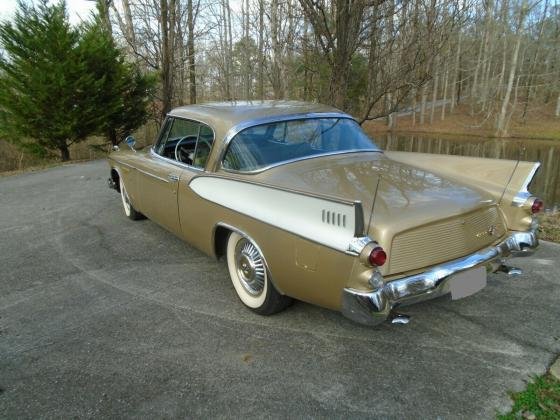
top-left (0, 0), bottom-right (97, 25)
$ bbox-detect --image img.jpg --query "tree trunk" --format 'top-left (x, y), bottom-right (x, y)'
top-left (108, 129), bottom-right (118, 146)
top-left (496, 1), bottom-right (527, 137)
top-left (420, 84), bottom-right (427, 124)
top-left (430, 72), bottom-right (439, 124)
top-left (187, 0), bottom-right (196, 104)
top-left (160, 0), bottom-right (176, 121)
top-left (556, 93), bottom-right (560, 117)
top-left (411, 88), bottom-right (417, 126)
top-left (59, 144), bottom-right (70, 161)
top-left (226, 0), bottom-right (233, 99)
top-left (451, 30), bottom-right (462, 111)
top-left (521, 0), bottom-right (548, 122)
top-left (97, 0), bottom-right (112, 34)
top-left (270, 0), bottom-right (284, 99)
top-left (257, 0), bottom-right (264, 99)
top-left (243, 0), bottom-right (251, 100)
top-left (303, 19), bottom-right (310, 101)
top-left (386, 93), bottom-right (393, 128)
top-left (479, 0), bottom-right (494, 112)
top-left (122, 0), bottom-right (136, 53)
top-left (441, 67), bottom-right (449, 120)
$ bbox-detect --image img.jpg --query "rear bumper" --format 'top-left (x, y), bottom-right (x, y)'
top-left (341, 230), bottom-right (538, 326)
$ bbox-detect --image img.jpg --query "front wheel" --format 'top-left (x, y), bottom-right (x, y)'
top-left (226, 231), bottom-right (291, 315)
top-left (119, 177), bottom-right (144, 220)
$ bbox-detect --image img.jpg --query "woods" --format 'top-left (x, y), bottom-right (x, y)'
top-left (104, 0), bottom-right (559, 137)
top-left (0, 0), bottom-right (558, 165)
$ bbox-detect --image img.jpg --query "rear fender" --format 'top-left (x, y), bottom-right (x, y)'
top-left (385, 151), bottom-right (540, 231)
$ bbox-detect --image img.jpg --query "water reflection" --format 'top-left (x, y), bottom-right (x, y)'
top-left (375, 133), bottom-right (560, 210)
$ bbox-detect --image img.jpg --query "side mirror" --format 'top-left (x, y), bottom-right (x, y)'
top-left (125, 135), bottom-right (136, 151)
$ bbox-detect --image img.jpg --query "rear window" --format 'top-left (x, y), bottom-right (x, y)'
top-left (222, 118), bottom-right (378, 172)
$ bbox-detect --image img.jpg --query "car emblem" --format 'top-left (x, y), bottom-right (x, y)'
top-left (475, 225), bottom-right (498, 238)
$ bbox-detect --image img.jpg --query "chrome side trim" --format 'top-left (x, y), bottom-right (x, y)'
top-left (111, 159), bottom-right (135, 169)
top-left (512, 162), bottom-right (541, 207)
top-left (341, 229), bottom-right (539, 326)
top-left (136, 167), bottom-right (169, 183)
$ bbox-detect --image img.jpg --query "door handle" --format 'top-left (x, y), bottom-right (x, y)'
top-left (168, 174), bottom-right (180, 182)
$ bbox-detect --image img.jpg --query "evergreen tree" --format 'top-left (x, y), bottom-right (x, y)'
top-left (80, 15), bottom-right (155, 146)
top-left (0, 1), bottom-right (154, 161)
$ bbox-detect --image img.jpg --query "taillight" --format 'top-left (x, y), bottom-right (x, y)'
top-left (368, 247), bottom-right (387, 267)
top-left (531, 198), bottom-right (543, 214)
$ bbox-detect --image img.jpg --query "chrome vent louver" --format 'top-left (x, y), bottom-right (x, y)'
top-left (322, 209), bottom-right (347, 227)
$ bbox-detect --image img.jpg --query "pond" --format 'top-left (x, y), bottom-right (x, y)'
top-left (374, 133), bottom-right (560, 211)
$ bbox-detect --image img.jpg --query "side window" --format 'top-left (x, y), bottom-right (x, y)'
top-left (193, 124), bottom-right (214, 169)
top-left (154, 117), bottom-right (214, 169)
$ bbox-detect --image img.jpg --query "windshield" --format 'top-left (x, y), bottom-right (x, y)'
top-left (222, 118), bottom-right (379, 172)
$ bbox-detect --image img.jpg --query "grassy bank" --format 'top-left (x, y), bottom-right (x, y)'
top-left (365, 104), bottom-right (560, 141)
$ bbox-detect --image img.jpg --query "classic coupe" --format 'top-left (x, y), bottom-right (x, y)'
top-left (108, 101), bottom-right (541, 326)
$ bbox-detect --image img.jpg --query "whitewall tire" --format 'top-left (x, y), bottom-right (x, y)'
top-left (119, 177), bottom-right (144, 220)
top-left (226, 231), bottom-right (291, 315)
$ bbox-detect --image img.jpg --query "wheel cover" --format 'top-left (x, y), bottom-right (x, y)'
top-left (234, 238), bottom-right (265, 296)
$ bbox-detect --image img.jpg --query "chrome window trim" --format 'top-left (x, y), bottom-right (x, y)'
top-left (152, 115), bottom-right (216, 172)
top-left (217, 112), bottom-right (381, 173)
top-left (511, 162), bottom-right (541, 207)
top-left (221, 149), bottom-right (382, 175)
top-left (150, 148), bottom-right (205, 173)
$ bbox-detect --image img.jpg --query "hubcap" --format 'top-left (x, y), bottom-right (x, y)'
top-left (235, 238), bottom-right (265, 296)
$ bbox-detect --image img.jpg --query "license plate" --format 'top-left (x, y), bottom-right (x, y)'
top-left (449, 266), bottom-right (487, 300)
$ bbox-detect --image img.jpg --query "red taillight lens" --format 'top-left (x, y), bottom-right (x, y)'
top-left (531, 198), bottom-right (543, 214)
top-left (368, 247), bottom-right (387, 267)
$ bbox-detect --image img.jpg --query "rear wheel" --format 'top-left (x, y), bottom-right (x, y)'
top-left (226, 231), bottom-right (291, 315)
top-left (119, 177), bottom-right (144, 220)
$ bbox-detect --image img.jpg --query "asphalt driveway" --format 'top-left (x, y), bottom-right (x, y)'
top-left (1, 160), bottom-right (559, 418)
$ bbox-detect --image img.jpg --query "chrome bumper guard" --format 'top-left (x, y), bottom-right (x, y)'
top-left (341, 230), bottom-right (538, 326)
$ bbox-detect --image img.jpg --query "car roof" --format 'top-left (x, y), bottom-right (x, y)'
top-left (168, 100), bottom-right (350, 133)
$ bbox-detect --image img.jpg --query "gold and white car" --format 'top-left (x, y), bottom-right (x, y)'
top-left (108, 101), bottom-right (541, 326)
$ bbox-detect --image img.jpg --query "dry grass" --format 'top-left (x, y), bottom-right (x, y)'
top-left (0, 138), bottom-right (108, 174)
top-left (538, 212), bottom-right (560, 243)
top-left (365, 103), bottom-right (560, 141)
top-left (0, 122), bottom-right (159, 175)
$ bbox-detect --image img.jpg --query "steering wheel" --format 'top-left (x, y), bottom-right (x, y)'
top-left (197, 137), bottom-right (213, 152)
top-left (174, 135), bottom-right (197, 164)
